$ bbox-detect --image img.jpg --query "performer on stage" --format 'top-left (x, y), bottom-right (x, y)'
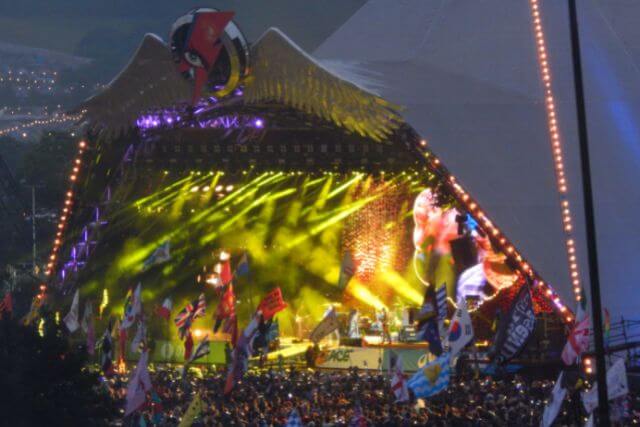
top-left (348, 308), bottom-right (360, 339)
top-left (378, 308), bottom-right (391, 344)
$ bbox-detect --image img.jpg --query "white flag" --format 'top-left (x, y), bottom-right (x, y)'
top-left (584, 414), bottom-right (594, 427)
top-left (80, 301), bottom-right (93, 334)
top-left (582, 358), bottom-right (629, 413)
top-left (390, 355), bottom-right (409, 403)
top-left (124, 350), bottom-right (152, 416)
top-left (130, 321), bottom-right (146, 353)
top-left (63, 290), bottom-right (80, 333)
top-left (445, 298), bottom-right (474, 357)
top-left (541, 372), bottom-right (566, 427)
top-left (121, 283), bottom-right (142, 329)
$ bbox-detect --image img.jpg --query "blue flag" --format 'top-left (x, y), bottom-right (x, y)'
top-left (236, 253), bottom-right (250, 276)
top-left (408, 352), bottom-right (451, 398)
top-left (419, 318), bottom-right (443, 356)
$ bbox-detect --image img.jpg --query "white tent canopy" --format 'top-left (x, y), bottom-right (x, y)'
top-left (315, 0), bottom-right (640, 320)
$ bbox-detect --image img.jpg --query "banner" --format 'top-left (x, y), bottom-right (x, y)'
top-left (309, 309), bottom-right (340, 343)
top-left (494, 284), bottom-right (535, 364)
top-left (315, 347), bottom-right (382, 370)
top-left (582, 359), bottom-right (629, 413)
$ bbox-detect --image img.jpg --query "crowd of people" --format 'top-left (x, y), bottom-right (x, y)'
top-left (102, 363), bottom-right (639, 426)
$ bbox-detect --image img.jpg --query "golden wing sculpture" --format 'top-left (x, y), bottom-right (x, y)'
top-left (74, 34), bottom-right (192, 137)
top-left (245, 28), bottom-right (403, 142)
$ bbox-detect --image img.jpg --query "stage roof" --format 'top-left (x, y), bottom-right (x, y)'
top-left (315, 0), bottom-right (640, 320)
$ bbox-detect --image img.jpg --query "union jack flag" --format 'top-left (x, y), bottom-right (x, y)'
top-left (174, 294), bottom-right (206, 338)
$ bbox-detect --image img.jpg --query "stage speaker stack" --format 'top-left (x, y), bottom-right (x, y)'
top-left (450, 235), bottom-right (478, 274)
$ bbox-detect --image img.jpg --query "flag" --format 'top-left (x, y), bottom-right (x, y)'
top-left (604, 308), bottom-right (611, 347)
top-left (81, 301), bottom-right (95, 355)
top-left (23, 296), bottom-right (43, 326)
top-left (143, 240), bottom-right (171, 270)
top-left (130, 321), bottom-right (146, 353)
top-left (309, 308), bottom-right (340, 343)
top-left (493, 284), bottom-right (536, 364)
top-left (435, 284), bottom-right (447, 318)
top-left (390, 355), bottom-right (409, 403)
top-left (338, 251), bottom-right (356, 289)
top-left (100, 321), bottom-right (114, 376)
top-left (585, 414), bottom-right (594, 427)
top-left (445, 298), bottom-right (474, 357)
top-left (456, 263), bottom-right (487, 300)
top-left (188, 336), bottom-right (211, 363)
top-left (214, 284), bottom-right (236, 333)
top-left (63, 289), bottom-right (80, 333)
top-left (257, 288), bottom-right (287, 320)
top-left (235, 253), bottom-right (250, 277)
top-left (562, 289), bottom-right (590, 366)
top-left (178, 394), bottom-right (203, 427)
top-left (285, 409), bottom-right (303, 427)
top-left (436, 284), bottom-right (447, 323)
top-left (121, 283), bottom-right (142, 330)
top-left (0, 292), bottom-right (13, 316)
top-left (217, 251), bottom-right (233, 286)
top-left (349, 406), bottom-right (367, 427)
top-left (419, 318), bottom-right (443, 356)
top-left (582, 358), bottom-right (629, 414)
top-left (224, 315), bottom-right (261, 394)
top-left (184, 331), bottom-right (194, 361)
top-left (174, 294), bottom-right (206, 339)
top-left (541, 372), bottom-right (566, 427)
top-left (408, 352), bottom-right (451, 398)
top-left (124, 350), bottom-right (152, 416)
top-left (155, 298), bottom-right (172, 320)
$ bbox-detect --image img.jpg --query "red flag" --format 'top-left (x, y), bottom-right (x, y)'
top-left (0, 292), bottom-right (13, 316)
top-left (184, 331), bottom-right (194, 361)
top-left (215, 284), bottom-right (236, 326)
top-left (218, 252), bottom-right (233, 286)
top-left (257, 288), bottom-right (288, 320)
top-left (155, 298), bottom-right (172, 320)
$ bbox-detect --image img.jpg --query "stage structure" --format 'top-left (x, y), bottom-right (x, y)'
top-left (41, 9), bottom-right (572, 341)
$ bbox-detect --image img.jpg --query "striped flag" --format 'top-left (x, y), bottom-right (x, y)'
top-left (408, 352), bottom-right (451, 398)
top-left (436, 284), bottom-right (447, 321)
top-left (174, 294), bottom-right (206, 339)
top-left (188, 336), bottom-right (211, 363)
top-left (143, 240), bottom-right (171, 270)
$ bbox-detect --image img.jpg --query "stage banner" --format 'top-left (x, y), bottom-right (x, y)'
top-left (494, 284), bottom-right (535, 364)
top-left (144, 340), bottom-right (227, 365)
top-left (315, 347), bottom-right (382, 370)
top-left (309, 310), bottom-right (340, 343)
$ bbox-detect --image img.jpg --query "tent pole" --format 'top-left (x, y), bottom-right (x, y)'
top-left (566, 0), bottom-right (610, 424)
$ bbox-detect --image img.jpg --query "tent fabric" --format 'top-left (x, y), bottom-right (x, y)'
top-left (315, 0), bottom-right (640, 319)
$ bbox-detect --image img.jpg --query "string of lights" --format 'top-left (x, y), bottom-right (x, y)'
top-left (40, 139), bottom-right (88, 300)
top-left (528, 0), bottom-right (582, 305)
top-left (0, 114), bottom-right (81, 138)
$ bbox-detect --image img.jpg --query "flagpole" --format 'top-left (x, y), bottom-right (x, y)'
top-left (566, 0), bottom-right (610, 424)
